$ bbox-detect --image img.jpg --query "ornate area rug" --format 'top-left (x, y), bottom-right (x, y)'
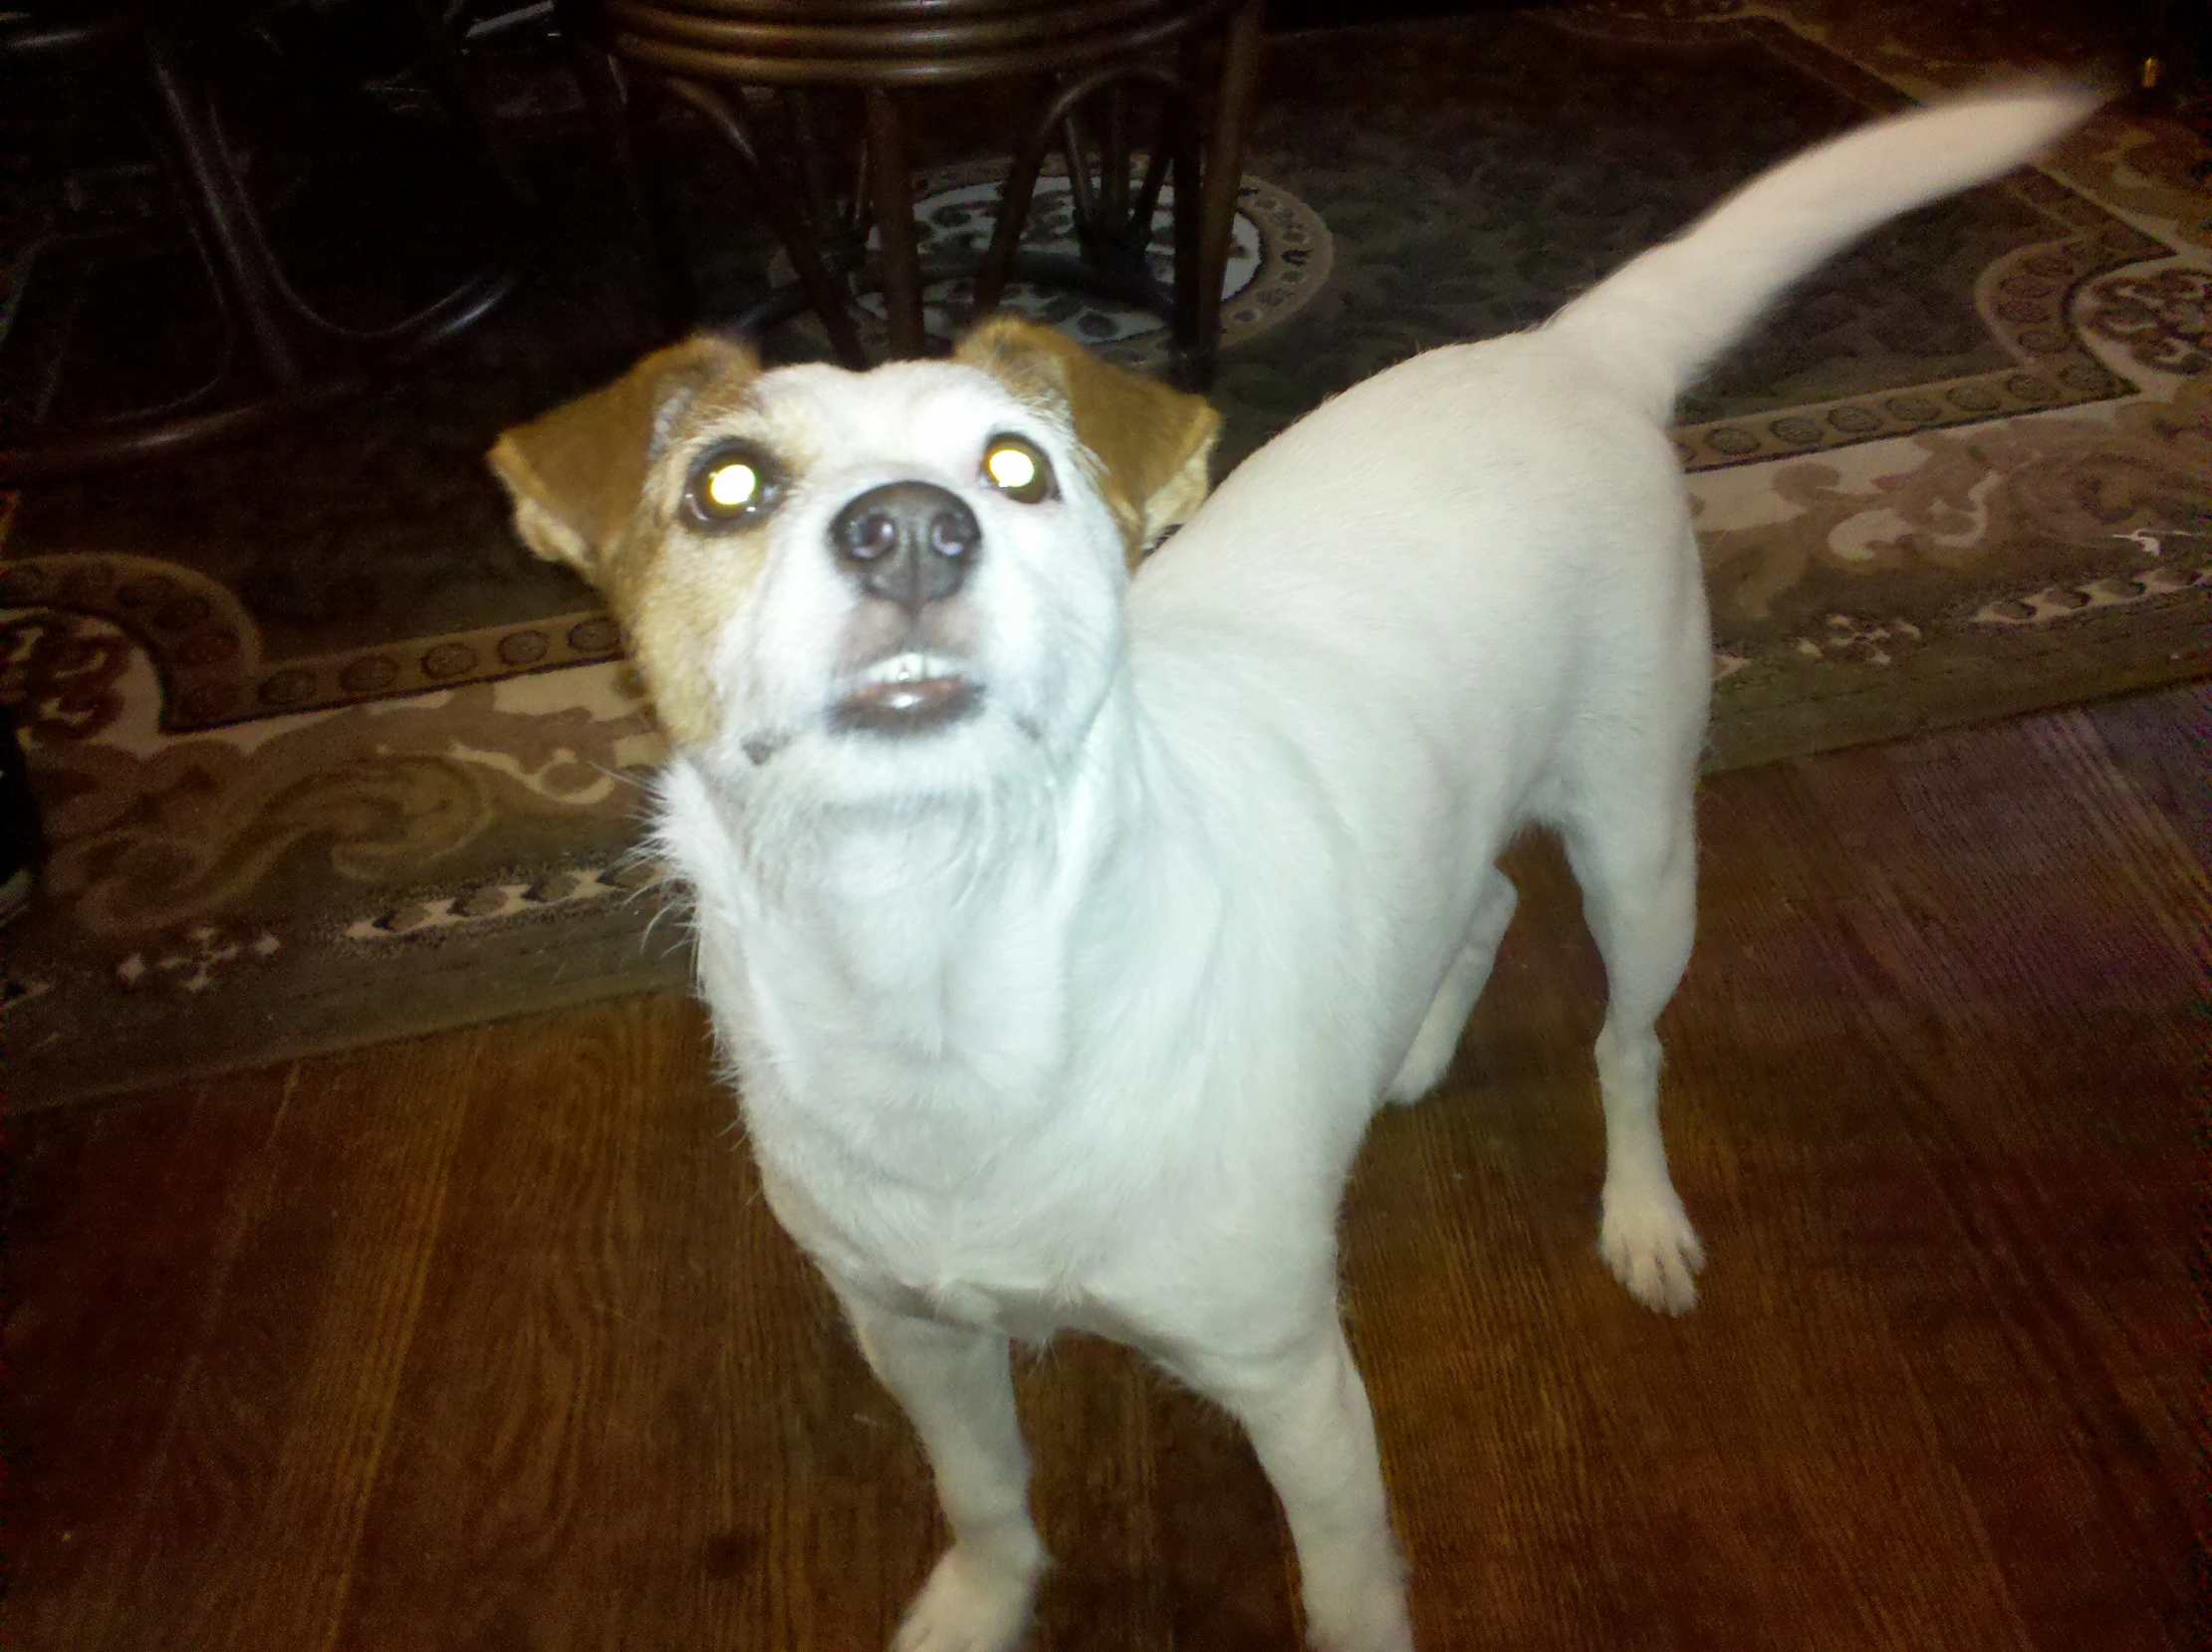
top-left (5, 0), bottom-right (2208, 1106)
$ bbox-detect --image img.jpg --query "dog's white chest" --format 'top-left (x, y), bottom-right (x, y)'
top-left (742, 833), bottom-right (1071, 1121)
top-left (777, 1164), bottom-right (1122, 1341)
top-left (675, 810), bottom-right (1130, 1325)
top-left (739, 1049), bottom-right (1133, 1343)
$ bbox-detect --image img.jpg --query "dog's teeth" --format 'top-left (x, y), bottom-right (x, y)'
top-left (861, 651), bottom-right (957, 689)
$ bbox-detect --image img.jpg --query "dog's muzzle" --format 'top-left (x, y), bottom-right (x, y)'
top-left (829, 481), bottom-right (983, 734)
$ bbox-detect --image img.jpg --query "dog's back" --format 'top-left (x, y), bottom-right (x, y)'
top-left (1125, 83), bottom-right (2098, 933)
top-left (1134, 83), bottom-right (2099, 681)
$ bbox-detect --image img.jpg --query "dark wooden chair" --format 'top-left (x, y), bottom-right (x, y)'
top-left (560, 0), bottom-right (1265, 384)
top-left (0, 2), bottom-right (526, 483)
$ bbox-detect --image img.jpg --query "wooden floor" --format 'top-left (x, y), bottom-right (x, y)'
top-left (8, 686), bottom-right (2205, 1652)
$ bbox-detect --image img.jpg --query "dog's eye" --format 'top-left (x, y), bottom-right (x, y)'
top-left (981, 435), bottom-right (1056, 505)
top-left (684, 442), bottom-right (783, 528)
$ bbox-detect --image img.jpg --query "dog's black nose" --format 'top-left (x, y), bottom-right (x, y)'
top-left (829, 482), bottom-right (981, 613)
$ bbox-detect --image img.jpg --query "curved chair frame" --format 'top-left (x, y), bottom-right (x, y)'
top-left (565, 0), bottom-right (1264, 384)
top-left (0, 2), bottom-right (526, 483)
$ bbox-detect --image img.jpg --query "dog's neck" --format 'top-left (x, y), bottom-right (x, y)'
top-left (661, 677), bottom-right (1165, 1157)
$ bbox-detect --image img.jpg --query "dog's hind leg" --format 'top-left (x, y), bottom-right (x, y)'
top-left (1173, 1322), bottom-right (1414, 1652)
top-left (839, 1291), bottom-right (1046, 1652)
top-left (1557, 775), bottom-right (1706, 1314)
top-left (1384, 867), bottom-right (1519, 1105)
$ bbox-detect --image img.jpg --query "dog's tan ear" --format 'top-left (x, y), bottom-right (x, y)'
top-left (956, 317), bottom-right (1221, 564)
top-left (487, 334), bottom-right (759, 579)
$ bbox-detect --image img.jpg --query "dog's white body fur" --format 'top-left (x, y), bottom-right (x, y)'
top-left (497, 90), bottom-right (2092, 1652)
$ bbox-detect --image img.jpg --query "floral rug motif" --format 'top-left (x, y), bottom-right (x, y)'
top-left (4, 0), bottom-right (2207, 1106)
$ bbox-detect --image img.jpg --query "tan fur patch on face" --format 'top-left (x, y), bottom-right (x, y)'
top-left (599, 525), bottom-right (770, 752)
top-left (488, 336), bottom-right (783, 749)
top-left (606, 382), bottom-right (841, 750)
top-left (955, 318), bottom-right (1222, 566)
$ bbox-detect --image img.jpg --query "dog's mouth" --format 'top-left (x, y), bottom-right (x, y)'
top-left (830, 649), bottom-right (982, 736)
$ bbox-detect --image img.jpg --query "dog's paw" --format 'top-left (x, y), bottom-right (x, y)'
top-left (1598, 1181), bottom-right (1706, 1314)
top-left (1304, 1572), bottom-right (1416, 1652)
top-left (891, 1540), bottom-right (1043, 1652)
top-left (1298, 1531), bottom-right (1415, 1652)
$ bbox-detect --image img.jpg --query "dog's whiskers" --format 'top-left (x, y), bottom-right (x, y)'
top-left (577, 757), bottom-right (649, 793)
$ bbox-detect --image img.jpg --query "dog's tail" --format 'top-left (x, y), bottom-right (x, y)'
top-left (1545, 84), bottom-right (2101, 420)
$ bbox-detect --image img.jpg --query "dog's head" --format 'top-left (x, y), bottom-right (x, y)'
top-left (487, 319), bottom-right (1219, 805)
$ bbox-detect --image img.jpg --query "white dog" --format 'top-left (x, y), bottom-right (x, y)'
top-left (490, 88), bottom-right (2091, 1652)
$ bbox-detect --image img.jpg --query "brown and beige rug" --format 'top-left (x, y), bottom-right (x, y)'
top-left (5, 0), bottom-right (2207, 1106)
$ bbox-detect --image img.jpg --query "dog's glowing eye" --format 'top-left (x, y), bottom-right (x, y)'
top-left (985, 444), bottom-right (1036, 492)
top-left (684, 442), bottom-right (783, 528)
top-left (982, 436), bottom-right (1055, 505)
top-left (704, 462), bottom-right (759, 510)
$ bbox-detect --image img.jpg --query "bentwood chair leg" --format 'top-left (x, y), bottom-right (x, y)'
top-left (975, 71), bottom-right (1104, 319)
top-left (865, 89), bottom-right (927, 356)
top-left (783, 90), bottom-right (862, 277)
top-left (1189, 0), bottom-right (1264, 386)
top-left (972, 120), bottom-right (1051, 318)
top-left (1103, 84), bottom-right (1130, 225)
top-left (1129, 132), bottom-right (1172, 257)
top-left (568, 36), bottom-right (696, 338)
top-left (402, 0), bottom-right (535, 210)
top-left (662, 77), bottom-right (869, 365)
top-left (141, 24), bottom-right (304, 387)
top-left (1167, 63), bottom-right (1203, 370)
top-left (1061, 110), bottom-right (1100, 230)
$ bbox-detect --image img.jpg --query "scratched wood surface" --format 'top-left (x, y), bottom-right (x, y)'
top-left (7, 684), bottom-right (2203, 1652)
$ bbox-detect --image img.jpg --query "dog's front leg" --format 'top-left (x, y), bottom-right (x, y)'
top-left (838, 1289), bottom-right (1047, 1652)
top-left (1173, 1323), bottom-right (1415, 1652)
